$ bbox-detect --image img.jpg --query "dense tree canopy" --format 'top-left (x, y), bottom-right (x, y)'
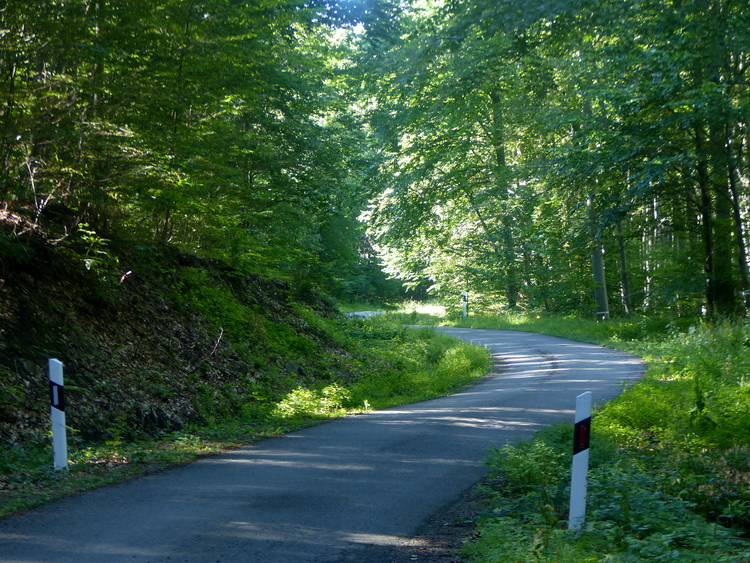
top-left (2, 0), bottom-right (749, 316)
top-left (0, 0), bottom-right (400, 301)
top-left (363, 0), bottom-right (750, 317)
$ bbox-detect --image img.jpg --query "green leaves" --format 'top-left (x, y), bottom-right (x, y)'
top-left (5, 0), bottom-right (750, 312)
top-left (360, 0), bottom-right (750, 317)
top-left (467, 421), bottom-right (750, 562)
top-left (0, 0), bottom-right (386, 296)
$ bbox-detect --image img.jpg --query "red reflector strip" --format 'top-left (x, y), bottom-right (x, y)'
top-left (573, 416), bottom-right (591, 455)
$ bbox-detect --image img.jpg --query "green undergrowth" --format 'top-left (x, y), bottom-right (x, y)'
top-left (463, 424), bottom-right (750, 562)
top-left (432, 312), bottom-right (750, 560)
top-left (0, 314), bottom-right (491, 517)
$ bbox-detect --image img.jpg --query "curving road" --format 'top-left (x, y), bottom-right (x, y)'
top-left (0, 328), bottom-right (644, 562)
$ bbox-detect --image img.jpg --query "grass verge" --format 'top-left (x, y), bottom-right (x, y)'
top-left (463, 424), bottom-right (750, 562)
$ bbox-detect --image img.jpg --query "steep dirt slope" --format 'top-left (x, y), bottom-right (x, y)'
top-left (0, 212), bottom-right (343, 446)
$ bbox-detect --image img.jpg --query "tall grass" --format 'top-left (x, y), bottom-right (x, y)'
top-left (346, 324), bottom-right (491, 407)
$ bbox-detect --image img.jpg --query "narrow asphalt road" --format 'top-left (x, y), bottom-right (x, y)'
top-left (0, 328), bottom-right (644, 562)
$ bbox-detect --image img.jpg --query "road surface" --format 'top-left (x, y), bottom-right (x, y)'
top-left (0, 328), bottom-right (644, 562)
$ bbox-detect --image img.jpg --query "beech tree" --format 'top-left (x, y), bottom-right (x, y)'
top-left (0, 0), bottom-right (392, 298)
top-left (4, 0), bottom-right (750, 314)
top-left (362, 0), bottom-right (750, 317)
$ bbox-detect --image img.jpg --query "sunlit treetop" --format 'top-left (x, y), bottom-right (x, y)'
top-left (300, 0), bottom-right (408, 28)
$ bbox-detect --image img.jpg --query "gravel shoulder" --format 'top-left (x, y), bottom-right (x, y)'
top-left (384, 483), bottom-right (488, 562)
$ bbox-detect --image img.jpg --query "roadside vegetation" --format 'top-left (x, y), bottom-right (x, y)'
top-left (0, 219), bottom-right (489, 518)
top-left (395, 308), bottom-right (750, 561)
top-left (0, 309), bottom-right (490, 517)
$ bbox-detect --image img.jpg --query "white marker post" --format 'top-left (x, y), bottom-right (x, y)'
top-left (568, 391), bottom-right (592, 531)
top-left (461, 291), bottom-right (468, 318)
top-left (49, 359), bottom-right (68, 471)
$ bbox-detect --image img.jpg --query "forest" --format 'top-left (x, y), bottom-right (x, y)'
top-left (3, 1), bottom-right (750, 559)
top-left (2, 0), bottom-right (749, 318)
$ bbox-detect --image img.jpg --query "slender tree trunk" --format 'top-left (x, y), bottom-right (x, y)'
top-left (536, 254), bottom-right (551, 312)
top-left (489, 91), bottom-right (518, 308)
top-left (588, 196), bottom-right (609, 320)
top-left (616, 220), bottom-right (632, 316)
top-left (696, 126), bottom-right (715, 317)
top-left (727, 128), bottom-right (750, 313)
top-left (701, 0), bottom-right (740, 317)
top-left (695, 122), bottom-right (739, 318)
top-left (578, 96), bottom-right (609, 319)
top-left (708, 119), bottom-right (740, 316)
top-left (712, 185), bottom-right (737, 316)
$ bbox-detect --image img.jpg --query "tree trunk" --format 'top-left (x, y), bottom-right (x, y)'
top-left (701, 0), bottom-right (740, 317)
top-left (711, 180), bottom-right (739, 316)
top-left (489, 91), bottom-right (518, 308)
top-left (708, 118), bottom-right (740, 316)
top-left (616, 220), bottom-right (632, 316)
top-left (588, 196), bottom-right (609, 320)
top-left (727, 128), bottom-right (749, 313)
top-left (696, 126), bottom-right (715, 317)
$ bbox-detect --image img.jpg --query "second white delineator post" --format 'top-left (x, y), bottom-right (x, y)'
top-left (568, 391), bottom-right (592, 531)
top-left (49, 358), bottom-right (68, 471)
